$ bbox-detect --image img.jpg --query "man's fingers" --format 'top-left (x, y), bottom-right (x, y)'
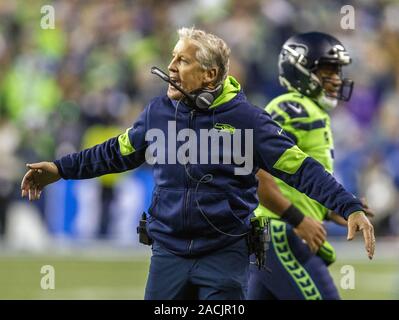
top-left (369, 229), bottom-right (376, 259)
top-left (315, 236), bottom-right (324, 251)
top-left (21, 170), bottom-right (40, 190)
top-left (26, 163), bottom-right (44, 170)
top-left (308, 241), bottom-right (317, 253)
top-left (317, 224), bottom-right (327, 237)
top-left (317, 233), bottom-right (326, 246)
top-left (21, 170), bottom-right (33, 189)
top-left (314, 238), bottom-right (322, 252)
top-left (309, 243), bottom-right (318, 253)
top-left (317, 227), bottom-right (327, 240)
top-left (347, 223), bottom-right (357, 241)
top-left (312, 236), bottom-right (324, 251)
top-left (21, 170), bottom-right (42, 199)
top-left (300, 234), bottom-right (314, 252)
top-left (313, 227), bottom-right (326, 245)
top-left (363, 228), bottom-right (372, 258)
top-left (21, 164), bottom-right (49, 200)
top-left (35, 188), bottom-right (42, 200)
top-left (33, 187), bottom-right (39, 200)
top-left (28, 186), bottom-right (39, 201)
top-left (306, 234), bottom-right (322, 253)
top-left (347, 212), bottom-right (376, 259)
top-left (362, 225), bottom-right (375, 259)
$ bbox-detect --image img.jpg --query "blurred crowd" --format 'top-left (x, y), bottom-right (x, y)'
top-left (0, 0), bottom-right (399, 244)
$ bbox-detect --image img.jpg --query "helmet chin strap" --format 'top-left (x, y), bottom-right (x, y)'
top-left (316, 92), bottom-right (338, 112)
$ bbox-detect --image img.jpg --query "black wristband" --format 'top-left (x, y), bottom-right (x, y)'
top-left (281, 205), bottom-right (305, 227)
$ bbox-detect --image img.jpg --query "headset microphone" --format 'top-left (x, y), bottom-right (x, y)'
top-left (151, 66), bottom-right (222, 111)
top-left (151, 66), bottom-right (195, 103)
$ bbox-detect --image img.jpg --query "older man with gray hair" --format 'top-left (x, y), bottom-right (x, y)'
top-left (21, 27), bottom-right (374, 300)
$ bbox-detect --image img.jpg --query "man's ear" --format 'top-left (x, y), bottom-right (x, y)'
top-left (203, 67), bottom-right (218, 88)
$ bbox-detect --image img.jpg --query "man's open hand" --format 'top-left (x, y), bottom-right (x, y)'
top-left (347, 211), bottom-right (375, 260)
top-left (21, 162), bottom-right (61, 201)
top-left (294, 216), bottom-right (327, 253)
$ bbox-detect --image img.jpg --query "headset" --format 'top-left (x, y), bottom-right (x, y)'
top-left (151, 66), bottom-right (222, 111)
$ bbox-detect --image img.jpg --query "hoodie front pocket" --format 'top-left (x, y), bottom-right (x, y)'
top-left (148, 188), bottom-right (186, 235)
top-left (191, 191), bottom-right (248, 236)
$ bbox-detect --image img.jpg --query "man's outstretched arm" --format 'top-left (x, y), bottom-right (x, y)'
top-left (21, 106), bottom-right (149, 201)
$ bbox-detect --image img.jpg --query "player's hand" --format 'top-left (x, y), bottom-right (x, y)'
top-left (294, 216), bottom-right (327, 253)
top-left (347, 211), bottom-right (375, 260)
top-left (21, 162), bottom-right (61, 201)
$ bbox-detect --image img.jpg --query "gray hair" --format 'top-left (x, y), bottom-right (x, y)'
top-left (177, 27), bottom-right (230, 85)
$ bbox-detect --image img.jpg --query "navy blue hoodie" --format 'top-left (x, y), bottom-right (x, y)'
top-left (54, 76), bottom-right (363, 256)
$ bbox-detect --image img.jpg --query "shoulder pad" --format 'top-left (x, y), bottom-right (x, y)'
top-left (277, 101), bottom-right (309, 119)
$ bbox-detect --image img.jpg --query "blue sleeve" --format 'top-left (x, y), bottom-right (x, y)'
top-left (254, 111), bottom-right (363, 219)
top-left (54, 107), bottom-right (149, 180)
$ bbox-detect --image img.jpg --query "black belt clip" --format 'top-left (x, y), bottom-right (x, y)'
top-left (137, 212), bottom-right (153, 245)
top-left (248, 216), bottom-right (270, 270)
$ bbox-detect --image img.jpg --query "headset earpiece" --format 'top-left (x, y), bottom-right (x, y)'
top-left (195, 92), bottom-right (215, 110)
top-left (192, 84), bottom-right (223, 111)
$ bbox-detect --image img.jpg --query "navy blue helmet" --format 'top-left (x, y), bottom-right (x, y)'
top-left (278, 32), bottom-right (354, 104)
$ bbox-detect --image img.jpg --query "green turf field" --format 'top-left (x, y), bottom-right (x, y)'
top-left (0, 244), bottom-right (397, 299)
top-left (330, 259), bottom-right (398, 299)
top-left (0, 254), bottom-right (150, 299)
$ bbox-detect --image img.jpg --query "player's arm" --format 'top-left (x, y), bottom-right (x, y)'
top-left (21, 106), bottom-right (149, 201)
top-left (257, 169), bottom-right (326, 253)
top-left (255, 111), bottom-right (375, 259)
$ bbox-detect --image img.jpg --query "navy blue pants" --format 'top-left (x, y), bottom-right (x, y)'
top-left (247, 220), bottom-right (340, 300)
top-left (144, 238), bottom-right (249, 300)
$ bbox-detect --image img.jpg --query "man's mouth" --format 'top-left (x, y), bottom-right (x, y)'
top-left (327, 90), bottom-right (338, 97)
top-left (170, 77), bottom-right (181, 86)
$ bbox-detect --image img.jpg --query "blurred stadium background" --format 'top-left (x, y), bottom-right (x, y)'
top-left (0, 0), bottom-right (398, 299)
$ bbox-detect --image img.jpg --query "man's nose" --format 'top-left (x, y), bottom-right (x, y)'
top-left (331, 73), bottom-right (342, 84)
top-left (328, 74), bottom-right (342, 88)
top-left (168, 57), bottom-right (177, 73)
